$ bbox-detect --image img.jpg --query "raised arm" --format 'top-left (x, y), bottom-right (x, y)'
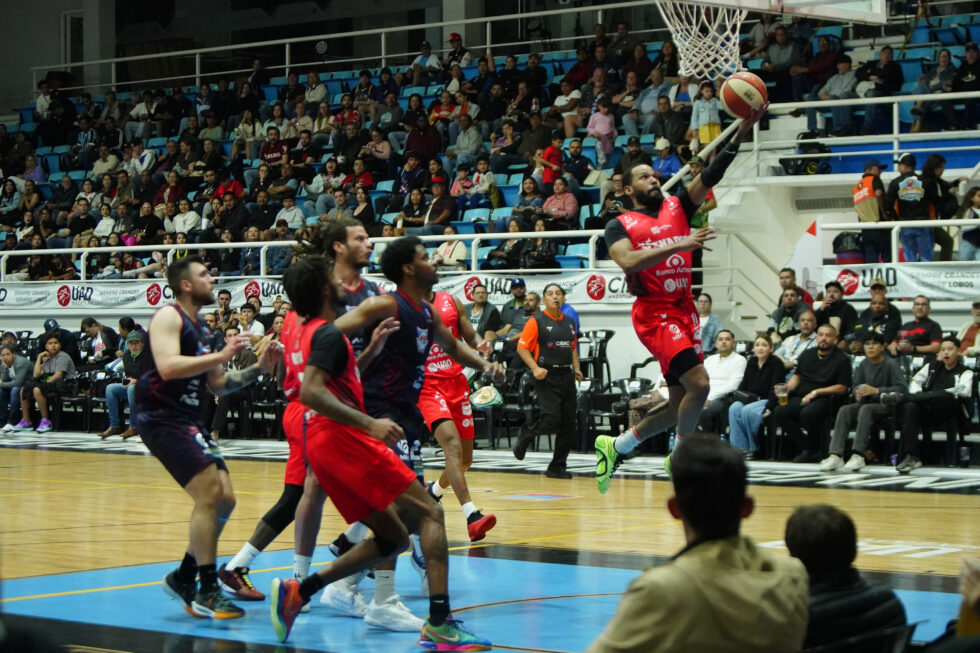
top-left (686, 104), bottom-right (768, 206)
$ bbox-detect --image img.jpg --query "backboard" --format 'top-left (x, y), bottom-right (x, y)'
top-left (746, 0), bottom-right (888, 25)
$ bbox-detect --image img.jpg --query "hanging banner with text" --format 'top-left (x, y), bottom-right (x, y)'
top-left (0, 271), bottom-right (639, 313)
top-left (823, 263), bottom-right (979, 301)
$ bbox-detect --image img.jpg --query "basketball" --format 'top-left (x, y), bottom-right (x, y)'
top-left (720, 71), bottom-right (768, 119)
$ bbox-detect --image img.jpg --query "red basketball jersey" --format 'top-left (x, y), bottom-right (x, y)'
top-left (616, 199), bottom-right (693, 301)
top-left (301, 322), bottom-right (366, 430)
top-left (424, 291), bottom-right (464, 381)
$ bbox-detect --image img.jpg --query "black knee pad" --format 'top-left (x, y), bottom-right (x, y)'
top-left (261, 483), bottom-right (304, 533)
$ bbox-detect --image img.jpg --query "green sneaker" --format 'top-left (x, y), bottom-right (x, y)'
top-left (663, 452), bottom-right (672, 480)
top-left (418, 617), bottom-right (492, 651)
top-left (595, 435), bottom-right (620, 494)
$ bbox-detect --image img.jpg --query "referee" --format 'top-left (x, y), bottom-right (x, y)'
top-left (512, 283), bottom-right (584, 478)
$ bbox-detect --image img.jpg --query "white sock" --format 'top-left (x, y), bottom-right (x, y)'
top-left (461, 502), bottom-right (477, 519)
top-left (293, 554), bottom-right (312, 578)
top-left (614, 427), bottom-right (643, 455)
top-left (431, 482), bottom-right (445, 498)
top-left (346, 521), bottom-right (369, 544)
top-left (373, 570), bottom-right (395, 604)
top-left (228, 542), bottom-right (260, 570)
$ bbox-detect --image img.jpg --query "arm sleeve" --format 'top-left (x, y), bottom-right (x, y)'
top-left (517, 317), bottom-right (539, 351)
top-left (307, 324), bottom-right (349, 377)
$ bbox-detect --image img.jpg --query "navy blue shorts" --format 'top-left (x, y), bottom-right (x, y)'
top-left (137, 413), bottom-right (228, 487)
top-left (367, 401), bottom-right (423, 482)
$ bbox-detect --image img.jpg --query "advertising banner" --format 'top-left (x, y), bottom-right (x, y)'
top-left (823, 263), bottom-right (979, 301)
top-left (0, 271), bottom-right (639, 312)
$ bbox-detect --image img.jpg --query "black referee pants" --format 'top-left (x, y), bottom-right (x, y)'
top-left (530, 368), bottom-right (578, 472)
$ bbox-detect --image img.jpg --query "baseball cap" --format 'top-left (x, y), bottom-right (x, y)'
top-left (967, 41), bottom-right (979, 52)
top-left (448, 32), bottom-right (462, 41)
top-left (2, 331), bottom-right (15, 340)
top-left (431, 176), bottom-right (447, 186)
top-left (824, 280), bottom-right (844, 292)
top-left (837, 54), bottom-right (852, 65)
top-left (125, 331), bottom-right (144, 345)
top-left (627, 136), bottom-right (641, 145)
top-left (43, 319), bottom-right (59, 331)
top-left (510, 277), bottom-right (526, 288)
top-left (896, 153), bottom-right (916, 168)
top-left (420, 40), bottom-right (432, 49)
top-left (276, 218), bottom-right (288, 226)
top-left (688, 155), bottom-right (704, 166)
top-left (869, 277), bottom-right (887, 290)
top-left (864, 157), bottom-right (887, 171)
top-left (654, 137), bottom-right (671, 150)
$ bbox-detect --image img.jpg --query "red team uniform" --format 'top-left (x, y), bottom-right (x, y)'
top-left (605, 189), bottom-right (703, 373)
top-left (418, 292), bottom-right (475, 441)
top-left (280, 310), bottom-right (314, 487)
top-left (297, 319), bottom-right (416, 524)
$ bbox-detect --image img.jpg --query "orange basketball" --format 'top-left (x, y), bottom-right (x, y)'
top-left (720, 71), bottom-right (768, 119)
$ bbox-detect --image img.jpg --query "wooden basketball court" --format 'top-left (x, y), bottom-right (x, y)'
top-left (1, 438), bottom-right (977, 652)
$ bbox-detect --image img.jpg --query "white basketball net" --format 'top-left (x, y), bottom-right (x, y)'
top-left (655, 1), bottom-right (748, 80)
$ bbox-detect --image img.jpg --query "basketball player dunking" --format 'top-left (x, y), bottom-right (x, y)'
top-left (135, 256), bottom-right (282, 619)
top-left (594, 105), bottom-right (767, 494)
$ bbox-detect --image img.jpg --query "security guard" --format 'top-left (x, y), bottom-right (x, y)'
top-left (512, 283), bottom-right (584, 478)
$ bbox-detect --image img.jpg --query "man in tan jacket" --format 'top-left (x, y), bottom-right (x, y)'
top-left (587, 436), bottom-right (809, 653)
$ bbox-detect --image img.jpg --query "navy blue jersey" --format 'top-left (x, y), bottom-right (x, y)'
top-left (337, 277), bottom-right (383, 357)
top-left (135, 305), bottom-right (212, 422)
top-left (362, 290), bottom-right (433, 415)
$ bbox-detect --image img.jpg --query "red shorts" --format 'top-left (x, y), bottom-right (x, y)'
top-left (632, 297), bottom-right (703, 374)
top-left (305, 419), bottom-right (416, 524)
top-left (282, 400), bottom-right (307, 487)
top-left (418, 374), bottom-right (475, 440)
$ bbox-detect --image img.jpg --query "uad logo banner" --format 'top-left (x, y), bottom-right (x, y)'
top-left (586, 274), bottom-right (606, 301)
top-left (56, 285), bottom-right (95, 307)
top-left (836, 269), bottom-right (861, 296)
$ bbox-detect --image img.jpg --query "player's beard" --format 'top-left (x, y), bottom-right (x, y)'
top-left (633, 187), bottom-right (665, 212)
top-left (194, 288), bottom-right (216, 306)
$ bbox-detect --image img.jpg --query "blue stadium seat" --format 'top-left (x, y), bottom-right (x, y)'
top-left (565, 243), bottom-right (590, 259)
top-left (38, 184), bottom-right (53, 201)
top-left (147, 136), bottom-right (168, 148)
top-left (52, 145), bottom-right (70, 155)
top-left (908, 27), bottom-right (932, 45)
top-left (451, 221), bottom-right (477, 234)
top-left (464, 208), bottom-right (491, 222)
top-left (498, 184), bottom-right (519, 207)
top-left (68, 170), bottom-right (87, 180)
top-left (270, 76), bottom-right (288, 85)
top-left (898, 60), bottom-right (925, 81)
top-left (555, 255), bottom-right (582, 269)
top-left (931, 26), bottom-right (966, 44)
top-left (375, 179), bottom-right (394, 193)
top-left (940, 13), bottom-right (978, 26)
top-left (261, 85), bottom-right (279, 103)
top-left (381, 212), bottom-right (399, 225)
top-left (17, 108), bottom-right (34, 123)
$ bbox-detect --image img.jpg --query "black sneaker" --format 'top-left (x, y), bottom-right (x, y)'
top-left (329, 533), bottom-right (354, 558)
top-left (425, 481), bottom-right (442, 503)
top-left (163, 570), bottom-right (198, 616)
top-left (191, 585), bottom-right (245, 619)
top-left (791, 450), bottom-right (819, 464)
top-left (545, 469), bottom-right (573, 479)
top-left (513, 427), bottom-right (532, 461)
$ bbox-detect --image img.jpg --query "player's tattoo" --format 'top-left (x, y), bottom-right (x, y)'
top-left (219, 365), bottom-right (263, 395)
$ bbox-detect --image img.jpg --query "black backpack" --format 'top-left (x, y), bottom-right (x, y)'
top-left (780, 131), bottom-right (832, 176)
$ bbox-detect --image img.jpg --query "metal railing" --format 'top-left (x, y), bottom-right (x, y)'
top-left (25, 0), bottom-right (919, 99)
top-left (821, 217), bottom-right (980, 262)
top-left (27, 0), bottom-right (673, 98)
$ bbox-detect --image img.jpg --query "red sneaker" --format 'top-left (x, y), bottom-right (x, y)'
top-left (466, 511), bottom-right (497, 542)
top-left (217, 564), bottom-right (265, 601)
top-left (270, 577), bottom-right (307, 642)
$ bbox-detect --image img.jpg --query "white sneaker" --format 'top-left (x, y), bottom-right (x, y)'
top-left (363, 594), bottom-right (424, 631)
top-left (320, 577), bottom-right (368, 617)
top-left (842, 453), bottom-right (867, 471)
top-left (1, 423), bottom-right (15, 432)
top-left (819, 454), bottom-right (844, 471)
top-left (409, 535), bottom-right (429, 597)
